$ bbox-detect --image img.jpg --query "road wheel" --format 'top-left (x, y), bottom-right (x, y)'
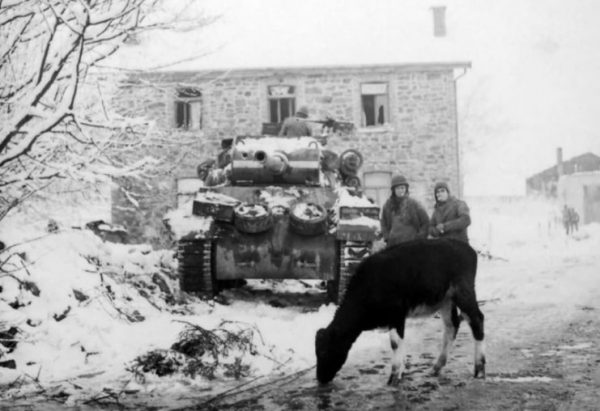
top-left (234, 203), bottom-right (273, 234)
top-left (339, 149), bottom-right (363, 176)
top-left (289, 202), bottom-right (328, 236)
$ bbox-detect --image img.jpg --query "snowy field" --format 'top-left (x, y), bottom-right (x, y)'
top-left (1, 194), bottom-right (599, 409)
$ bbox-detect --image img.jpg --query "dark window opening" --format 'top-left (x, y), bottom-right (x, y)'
top-left (269, 98), bottom-right (295, 123)
top-left (175, 88), bottom-right (202, 129)
top-left (361, 83), bottom-right (389, 127)
top-left (268, 85), bottom-right (296, 124)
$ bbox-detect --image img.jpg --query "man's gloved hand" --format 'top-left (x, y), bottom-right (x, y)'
top-left (436, 224), bottom-right (445, 234)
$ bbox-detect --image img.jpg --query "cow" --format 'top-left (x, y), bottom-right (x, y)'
top-left (315, 239), bottom-right (485, 385)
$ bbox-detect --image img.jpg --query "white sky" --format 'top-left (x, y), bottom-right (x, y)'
top-left (110, 0), bottom-right (600, 196)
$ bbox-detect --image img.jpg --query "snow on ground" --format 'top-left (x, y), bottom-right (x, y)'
top-left (1, 194), bottom-right (599, 407)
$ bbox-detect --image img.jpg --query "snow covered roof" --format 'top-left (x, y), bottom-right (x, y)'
top-left (527, 152), bottom-right (600, 182)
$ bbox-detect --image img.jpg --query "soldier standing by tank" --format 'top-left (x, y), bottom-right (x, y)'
top-left (380, 175), bottom-right (429, 247)
top-left (279, 106), bottom-right (312, 137)
top-left (429, 182), bottom-right (471, 243)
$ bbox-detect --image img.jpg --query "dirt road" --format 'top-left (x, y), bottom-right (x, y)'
top-left (178, 301), bottom-right (599, 411)
top-left (176, 252), bottom-right (600, 411)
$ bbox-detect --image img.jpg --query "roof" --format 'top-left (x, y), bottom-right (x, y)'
top-left (117, 61), bottom-right (472, 83)
top-left (526, 152), bottom-right (600, 182)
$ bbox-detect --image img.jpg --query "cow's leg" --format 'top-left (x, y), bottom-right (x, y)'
top-left (387, 319), bottom-right (406, 386)
top-left (455, 287), bottom-right (486, 378)
top-left (433, 301), bottom-right (461, 376)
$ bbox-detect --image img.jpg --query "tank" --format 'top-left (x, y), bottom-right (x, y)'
top-left (173, 133), bottom-right (380, 304)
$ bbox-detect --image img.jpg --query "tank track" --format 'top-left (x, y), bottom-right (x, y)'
top-left (334, 240), bottom-right (373, 304)
top-left (178, 239), bottom-right (214, 296)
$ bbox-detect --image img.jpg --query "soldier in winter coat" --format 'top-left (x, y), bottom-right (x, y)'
top-left (571, 208), bottom-right (580, 232)
top-left (380, 175), bottom-right (429, 247)
top-left (562, 205), bottom-right (572, 235)
top-left (429, 182), bottom-right (471, 243)
top-left (279, 106), bottom-right (312, 137)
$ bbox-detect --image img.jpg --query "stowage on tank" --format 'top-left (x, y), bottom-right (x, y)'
top-left (169, 131), bottom-right (380, 304)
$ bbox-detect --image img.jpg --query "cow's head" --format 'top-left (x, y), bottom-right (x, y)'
top-left (315, 327), bottom-right (349, 384)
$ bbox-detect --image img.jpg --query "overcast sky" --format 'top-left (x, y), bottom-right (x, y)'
top-left (112, 0), bottom-right (600, 195)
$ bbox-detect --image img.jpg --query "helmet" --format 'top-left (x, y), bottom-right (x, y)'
top-left (391, 174), bottom-right (409, 189)
top-left (296, 106), bottom-right (309, 117)
top-left (434, 181), bottom-right (450, 194)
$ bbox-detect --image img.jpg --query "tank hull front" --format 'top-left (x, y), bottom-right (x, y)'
top-left (213, 214), bottom-right (338, 280)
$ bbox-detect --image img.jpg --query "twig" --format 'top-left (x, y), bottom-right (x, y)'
top-left (23, 372), bottom-right (46, 391)
top-left (19, 257), bottom-right (33, 276)
top-left (200, 366), bottom-right (315, 407)
top-left (102, 290), bottom-right (133, 323)
top-left (5, 374), bottom-right (24, 390)
top-left (35, 365), bottom-right (42, 381)
top-left (55, 370), bottom-right (105, 382)
top-left (200, 374), bottom-right (266, 405)
top-left (0, 232), bottom-right (54, 254)
top-left (478, 298), bottom-right (501, 306)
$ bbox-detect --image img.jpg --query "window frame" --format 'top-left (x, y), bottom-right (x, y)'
top-left (360, 82), bottom-right (390, 128)
top-left (174, 88), bottom-right (202, 130)
top-left (267, 85), bottom-right (296, 124)
top-left (362, 171), bottom-right (392, 207)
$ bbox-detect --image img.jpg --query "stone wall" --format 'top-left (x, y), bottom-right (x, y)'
top-left (104, 64), bottom-right (464, 244)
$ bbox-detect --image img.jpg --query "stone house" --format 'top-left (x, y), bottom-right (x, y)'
top-left (526, 148), bottom-right (600, 198)
top-left (107, 62), bottom-right (470, 244)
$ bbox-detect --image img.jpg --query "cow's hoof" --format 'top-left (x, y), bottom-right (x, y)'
top-left (433, 356), bottom-right (446, 376)
top-left (474, 362), bottom-right (486, 378)
top-left (387, 373), bottom-right (402, 386)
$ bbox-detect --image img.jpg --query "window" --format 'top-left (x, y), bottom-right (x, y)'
top-left (175, 88), bottom-right (202, 129)
top-left (363, 171), bottom-right (392, 207)
top-left (361, 83), bottom-right (389, 127)
top-left (268, 85), bottom-right (295, 123)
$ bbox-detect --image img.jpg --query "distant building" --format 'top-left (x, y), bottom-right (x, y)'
top-left (558, 172), bottom-right (600, 224)
top-left (526, 148), bottom-right (600, 198)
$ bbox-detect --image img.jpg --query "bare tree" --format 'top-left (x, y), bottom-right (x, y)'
top-left (0, 0), bottom-right (214, 221)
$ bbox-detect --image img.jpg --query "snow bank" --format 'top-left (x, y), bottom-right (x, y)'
top-left (258, 188), bottom-right (300, 209)
top-left (331, 186), bottom-right (380, 229)
top-left (163, 200), bottom-right (213, 240)
top-left (0, 211), bottom-right (326, 404)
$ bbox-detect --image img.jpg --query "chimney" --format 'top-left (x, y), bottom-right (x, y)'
top-left (432, 6), bottom-right (447, 37)
top-left (557, 147), bottom-right (564, 176)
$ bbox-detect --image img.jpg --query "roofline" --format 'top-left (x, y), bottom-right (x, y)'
top-left (559, 170), bottom-right (600, 179)
top-left (95, 61), bottom-right (473, 78)
top-left (159, 61), bottom-right (472, 76)
top-left (526, 152), bottom-right (600, 181)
